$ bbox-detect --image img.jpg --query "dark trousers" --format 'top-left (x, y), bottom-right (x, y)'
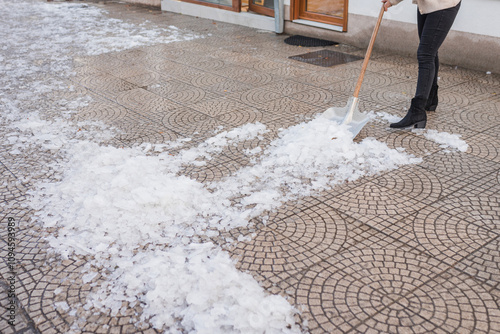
top-left (415, 2), bottom-right (461, 100)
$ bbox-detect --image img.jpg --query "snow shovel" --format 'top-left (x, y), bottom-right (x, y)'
top-left (324, 4), bottom-right (386, 138)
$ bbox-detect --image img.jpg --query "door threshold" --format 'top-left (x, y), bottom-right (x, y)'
top-left (292, 19), bottom-right (344, 32)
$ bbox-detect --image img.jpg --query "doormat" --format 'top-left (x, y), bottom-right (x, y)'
top-left (284, 35), bottom-right (338, 47)
top-left (289, 49), bottom-right (363, 67)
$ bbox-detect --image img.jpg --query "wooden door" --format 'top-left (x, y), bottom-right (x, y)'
top-left (293, 0), bottom-right (348, 31)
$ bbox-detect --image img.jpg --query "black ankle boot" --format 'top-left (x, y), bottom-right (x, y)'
top-left (390, 97), bottom-right (427, 129)
top-left (425, 85), bottom-right (438, 111)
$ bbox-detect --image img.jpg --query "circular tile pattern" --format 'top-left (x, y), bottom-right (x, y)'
top-left (107, 64), bottom-right (149, 79)
top-left (161, 108), bottom-right (224, 139)
top-left (371, 165), bottom-right (445, 204)
top-left (403, 209), bottom-right (496, 265)
top-left (151, 59), bottom-right (182, 74)
top-left (455, 239), bottom-right (500, 289)
top-left (222, 137), bottom-right (269, 160)
top-left (4, 153), bottom-right (61, 186)
top-left (146, 79), bottom-right (192, 96)
top-left (232, 207), bottom-right (350, 279)
top-left (369, 88), bottom-right (411, 107)
top-left (74, 54), bottom-right (125, 72)
top-left (115, 88), bottom-right (179, 113)
top-left (191, 58), bottom-right (226, 71)
top-left (114, 48), bottom-right (148, 62)
top-left (251, 59), bottom-right (284, 72)
top-left (363, 72), bottom-right (405, 88)
top-left (290, 88), bottom-right (335, 107)
top-left (436, 89), bottom-right (472, 108)
top-left (76, 74), bottom-right (136, 94)
top-left (184, 158), bottom-right (241, 183)
top-left (420, 152), bottom-right (499, 185)
top-left (75, 100), bottom-right (129, 124)
top-left (190, 73), bottom-right (227, 88)
top-left (377, 65), bottom-right (418, 80)
top-left (450, 109), bottom-right (500, 133)
top-left (326, 182), bottom-right (425, 224)
top-left (217, 66), bottom-right (275, 86)
top-left (294, 248), bottom-right (442, 333)
top-left (216, 108), bottom-right (265, 127)
top-left (188, 98), bottom-right (250, 118)
top-left (0, 166), bottom-right (27, 203)
top-left (466, 133), bottom-right (500, 163)
top-left (123, 71), bottom-right (166, 87)
top-left (267, 64), bottom-right (316, 78)
top-left (395, 270), bottom-right (500, 333)
top-left (432, 190), bottom-right (500, 231)
top-left (235, 88), bottom-right (282, 107)
top-left (261, 80), bottom-right (312, 95)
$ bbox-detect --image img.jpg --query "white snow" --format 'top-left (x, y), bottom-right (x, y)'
top-left (55, 301), bottom-right (70, 312)
top-left (374, 111), bottom-right (402, 124)
top-left (415, 128), bottom-right (469, 152)
top-left (26, 113), bottom-right (420, 333)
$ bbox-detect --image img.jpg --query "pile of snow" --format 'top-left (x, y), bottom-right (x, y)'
top-left (28, 113), bottom-right (420, 332)
top-left (92, 244), bottom-right (298, 333)
top-left (211, 117), bottom-right (422, 221)
top-left (1, 0), bottom-right (200, 59)
top-left (417, 129), bottom-right (469, 152)
top-left (374, 111), bottom-right (401, 124)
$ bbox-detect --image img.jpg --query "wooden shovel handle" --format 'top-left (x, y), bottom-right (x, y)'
top-left (353, 4), bottom-right (385, 98)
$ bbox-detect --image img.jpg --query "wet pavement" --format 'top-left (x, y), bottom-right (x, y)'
top-left (1, 1), bottom-right (500, 333)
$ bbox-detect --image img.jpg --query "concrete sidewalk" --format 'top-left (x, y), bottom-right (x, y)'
top-left (1, 1), bottom-right (500, 333)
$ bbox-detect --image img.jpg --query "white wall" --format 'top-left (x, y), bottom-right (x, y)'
top-left (349, 0), bottom-right (500, 38)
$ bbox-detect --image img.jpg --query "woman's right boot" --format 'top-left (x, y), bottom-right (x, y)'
top-left (425, 84), bottom-right (438, 111)
top-left (390, 97), bottom-right (427, 129)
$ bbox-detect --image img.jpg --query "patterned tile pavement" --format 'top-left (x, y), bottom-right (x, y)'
top-left (1, 1), bottom-right (500, 333)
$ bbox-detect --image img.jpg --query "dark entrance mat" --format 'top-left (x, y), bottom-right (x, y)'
top-left (284, 35), bottom-right (338, 47)
top-left (289, 49), bottom-right (363, 67)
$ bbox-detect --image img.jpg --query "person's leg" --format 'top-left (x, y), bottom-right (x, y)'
top-left (415, 2), bottom-right (460, 101)
top-left (418, 9), bottom-right (440, 111)
top-left (391, 2), bottom-right (460, 128)
top-left (417, 10), bottom-right (440, 88)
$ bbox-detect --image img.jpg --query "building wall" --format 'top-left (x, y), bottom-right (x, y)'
top-left (349, 0), bottom-right (500, 39)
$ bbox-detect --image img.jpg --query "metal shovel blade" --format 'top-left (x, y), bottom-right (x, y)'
top-left (322, 4), bottom-right (385, 139)
top-left (323, 97), bottom-right (371, 138)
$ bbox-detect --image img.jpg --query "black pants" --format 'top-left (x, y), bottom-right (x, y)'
top-left (415, 2), bottom-right (461, 100)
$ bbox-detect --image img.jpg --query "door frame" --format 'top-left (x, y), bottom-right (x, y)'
top-left (292, 0), bottom-right (348, 32)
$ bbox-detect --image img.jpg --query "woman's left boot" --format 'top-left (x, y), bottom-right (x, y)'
top-left (390, 97), bottom-right (427, 129)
